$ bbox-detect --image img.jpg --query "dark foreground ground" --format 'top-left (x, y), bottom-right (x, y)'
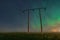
top-left (0, 32), bottom-right (60, 40)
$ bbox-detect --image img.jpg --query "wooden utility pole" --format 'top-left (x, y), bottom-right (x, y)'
top-left (28, 9), bottom-right (29, 32)
top-left (39, 9), bottom-right (42, 32)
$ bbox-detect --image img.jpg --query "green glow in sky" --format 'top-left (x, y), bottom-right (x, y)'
top-left (30, 0), bottom-right (60, 32)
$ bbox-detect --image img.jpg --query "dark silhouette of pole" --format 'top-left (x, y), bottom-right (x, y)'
top-left (39, 9), bottom-right (42, 32)
top-left (22, 9), bottom-right (30, 32)
top-left (28, 9), bottom-right (29, 32)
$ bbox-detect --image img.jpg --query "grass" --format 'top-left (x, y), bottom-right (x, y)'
top-left (0, 32), bottom-right (60, 40)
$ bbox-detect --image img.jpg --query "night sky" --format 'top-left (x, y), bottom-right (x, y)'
top-left (0, 0), bottom-right (60, 32)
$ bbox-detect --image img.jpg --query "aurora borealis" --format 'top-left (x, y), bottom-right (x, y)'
top-left (0, 0), bottom-right (60, 32)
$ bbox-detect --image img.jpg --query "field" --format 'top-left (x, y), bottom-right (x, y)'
top-left (0, 32), bottom-right (60, 40)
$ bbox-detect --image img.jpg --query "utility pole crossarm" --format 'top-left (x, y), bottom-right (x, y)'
top-left (22, 8), bottom-right (46, 11)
